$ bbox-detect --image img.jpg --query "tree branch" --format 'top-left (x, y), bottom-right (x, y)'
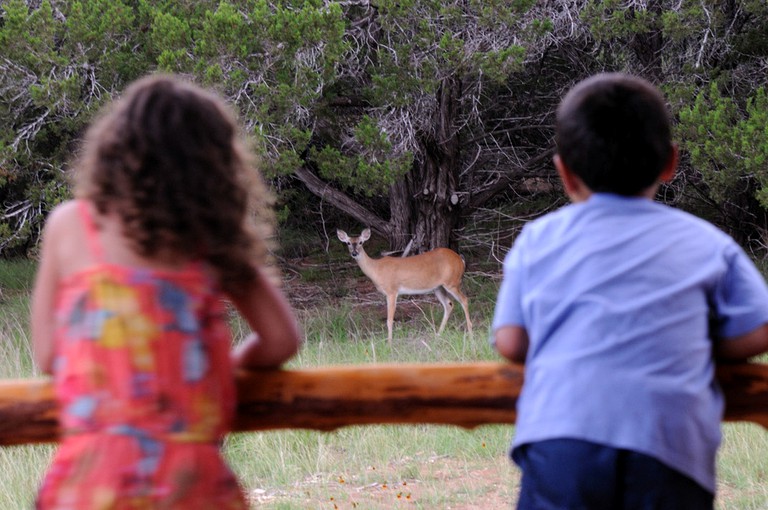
top-left (466, 148), bottom-right (556, 210)
top-left (294, 164), bottom-right (388, 234)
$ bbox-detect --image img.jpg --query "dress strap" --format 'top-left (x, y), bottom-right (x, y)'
top-left (78, 200), bottom-right (104, 262)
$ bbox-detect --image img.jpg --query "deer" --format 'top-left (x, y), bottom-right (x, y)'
top-left (337, 228), bottom-right (473, 344)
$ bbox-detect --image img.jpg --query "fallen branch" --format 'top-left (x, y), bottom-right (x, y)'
top-left (0, 362), bottom-right (766, 446)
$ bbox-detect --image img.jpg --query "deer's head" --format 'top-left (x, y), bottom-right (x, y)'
top-left (337, 228), bottom-right (371, 259)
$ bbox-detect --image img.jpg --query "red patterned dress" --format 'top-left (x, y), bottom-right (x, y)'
top-left (36, 201), bottom-right (248, 509)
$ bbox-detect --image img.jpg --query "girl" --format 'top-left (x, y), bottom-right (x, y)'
top-left (31, 75), bottom-right (302, 509)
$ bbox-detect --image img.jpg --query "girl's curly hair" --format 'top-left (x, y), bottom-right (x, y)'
top-left (73, 74), bottom-right (274, 295)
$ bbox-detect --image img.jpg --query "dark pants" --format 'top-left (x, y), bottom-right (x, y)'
top-left (515, 439), bottom-right (714, 510)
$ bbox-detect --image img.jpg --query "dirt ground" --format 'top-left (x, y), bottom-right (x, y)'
top-left (248, 455), bottom-right (519, 509)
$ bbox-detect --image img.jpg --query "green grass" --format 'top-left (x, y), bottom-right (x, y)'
top-left (0, 258), bottom-right (37, 292)
top-left (0, 445), bottom-right (54, 509)
top-left (2, 257), bottom-right (768, 508)
top-left (0, 258), bottom-right (52, 508)
top-left (717, 423), bottom-right (768, 508)
top-left (0, 258), bottom-right (39, 379)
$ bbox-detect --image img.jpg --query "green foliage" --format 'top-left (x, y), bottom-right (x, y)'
top-left (2, 0), bottom-right (768, 255)
top-left (473, 46), bottom-right (527, 84)
top-left (311, 116), bottom-right (411, 196)
top-left (733, 2), bottom-right (768, 57)
top-left (0, 0), bottom-right (544, 253)
top-left (0, 1), bottom-right (60, 72)
top-left (187, 0), bottom-right (348, 184)
top-left (583, 0), bottom-right (652, 40)
top-left (0, 0), bottom-right (149, 255)
top-left (195, 2), bottom-right (253, 62)
top-left (152, 11), bottom-right (193, 71)
top-left (367, 0), bottom-right (531, 96)
top-left (570, 0), bottom-right (768, 242)
top-left (679, 84), bottom-right (768, 209)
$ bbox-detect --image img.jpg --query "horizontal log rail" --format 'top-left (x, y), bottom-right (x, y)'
top-left (0, 362), bottom-right (767, 446)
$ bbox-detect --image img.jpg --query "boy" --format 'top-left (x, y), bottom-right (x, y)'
top-left (492, 73), bottom-right (768, 509)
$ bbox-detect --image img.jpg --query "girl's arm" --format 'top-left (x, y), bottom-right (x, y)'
top-left (31, 209), bottom-right (64, 375)
top-left (228, 267), bottom-right (302, 370)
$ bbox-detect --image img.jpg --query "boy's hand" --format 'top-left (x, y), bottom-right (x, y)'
top-left (493, 326), bottom-right (529, 363)
top-left (716, 323), bottom-right (768, 361)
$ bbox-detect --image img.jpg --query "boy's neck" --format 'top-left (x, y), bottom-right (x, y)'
top-left (568, 185), bottom-right (659, 204)
top-left (574, 185), bottom-right (660, 204)
top-left (556, 145), bottom-right (677, 204)
top-left (557, 162), bottom-right (661, 203)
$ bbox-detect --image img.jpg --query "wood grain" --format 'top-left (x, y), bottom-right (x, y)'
top-left (0, 362), bottom-right (765, 445)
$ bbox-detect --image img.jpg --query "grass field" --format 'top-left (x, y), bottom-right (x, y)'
top-left (2, 256), bottom-right (768, 509)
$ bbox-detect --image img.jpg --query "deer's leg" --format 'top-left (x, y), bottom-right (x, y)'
top-left (444, 285), bottom-right (473, 334)
top-left (435, 287), bottom-right (454, 335)
top-left (386, 293), bottom-right (397, 344)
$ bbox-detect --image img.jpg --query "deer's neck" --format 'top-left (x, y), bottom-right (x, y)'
top-left (354, 249), bottom-right (381, 277)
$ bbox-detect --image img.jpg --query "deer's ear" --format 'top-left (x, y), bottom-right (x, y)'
top-left (337, 230), bottom-right (348, 242)
top-left (361, 228), bottom-right (371, 241)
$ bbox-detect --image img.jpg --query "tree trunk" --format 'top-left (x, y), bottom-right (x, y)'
top-left (387, 173), bottom-right (414, 252)
top-left (298, 76), bottom-right (465, 254)
top-left (402, 76), bottom-right (463, 252)
top-left (630, 0), bottom-right (664, 83)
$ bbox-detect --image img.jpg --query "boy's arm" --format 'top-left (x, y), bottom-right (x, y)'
top-left (491, 228), bottom-right (530, 363)
top-left (493, 325), bottom-right (529, 363)
top-left (715, 323), bottom-right (768, 361)
top-left (711, 243), bottom-right (768, 362)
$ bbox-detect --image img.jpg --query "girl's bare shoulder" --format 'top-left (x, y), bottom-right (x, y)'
top-left (40, 199), bottom-right (96, 277)
top-left (43, 199), bottom-right (85, 234)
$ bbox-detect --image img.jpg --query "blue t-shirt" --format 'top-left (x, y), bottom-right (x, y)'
top-left (492, 193), bottom-right (768, 493)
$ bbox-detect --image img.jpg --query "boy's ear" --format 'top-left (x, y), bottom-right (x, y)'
top-left (554, 154), bottom-right (590, 202)
top-left (659, 143), bottom-right (679, 183)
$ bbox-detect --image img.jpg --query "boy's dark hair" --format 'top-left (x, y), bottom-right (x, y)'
top-left (74, 75), bottom-right (275, 295)
top-left (555, 73), bottom-right (673, 196)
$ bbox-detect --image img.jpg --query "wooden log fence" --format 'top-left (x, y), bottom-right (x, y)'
top-left (1, 362), bottom-right (768, 446)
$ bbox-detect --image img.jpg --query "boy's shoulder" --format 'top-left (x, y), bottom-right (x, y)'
top-left (649, 200), bottom-right (734, 241)
top-left (521, 196), bottom-right (733, 246)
